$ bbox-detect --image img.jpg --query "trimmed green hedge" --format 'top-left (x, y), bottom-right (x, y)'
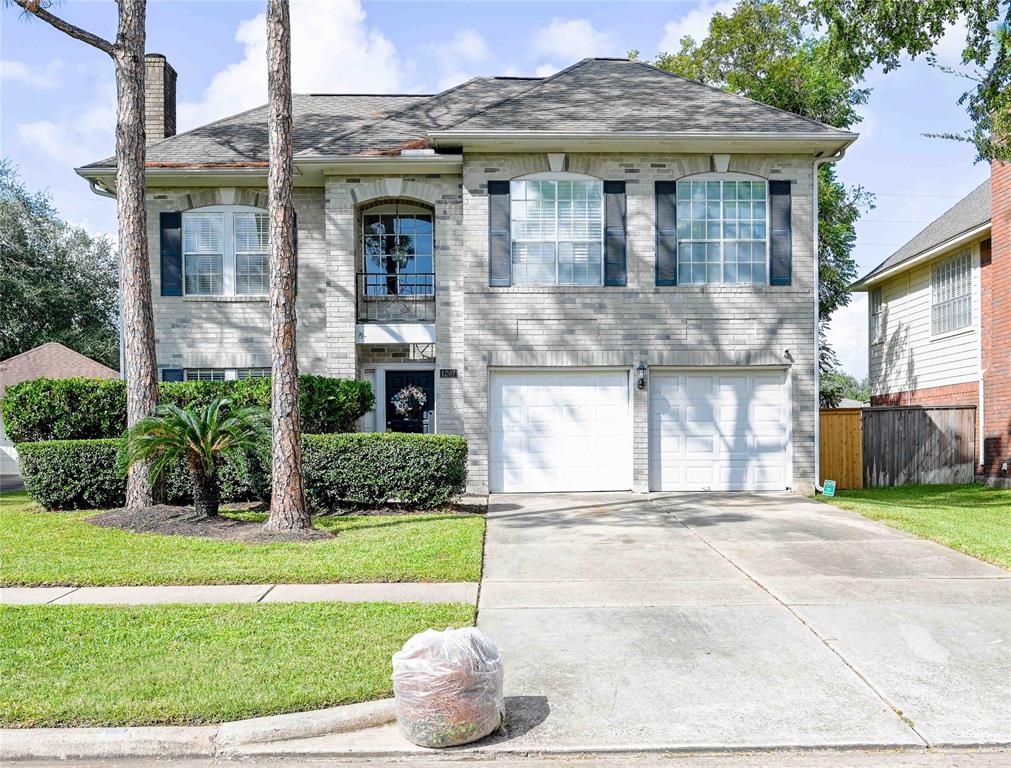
top-left (17, 433), bottom-right (467, 512)
top-left (303, 433), bottom-right (468, 510)
top-left (1, 375), bottom-right (374, 443)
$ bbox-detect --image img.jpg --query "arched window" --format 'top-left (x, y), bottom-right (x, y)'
top-left (360, 201), bottom-right (434, 296)
top-left (182, 205), bottom-right (268, 296)
top-left (510, 172), bottom-right (604, 285)
top-left (675, 173), bottom-right (768, 285)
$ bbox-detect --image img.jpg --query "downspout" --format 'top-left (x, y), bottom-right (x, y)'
top-left (86, 179), bottom-right (125, 378)
top-left (813, 148), bottom-right (846, 494)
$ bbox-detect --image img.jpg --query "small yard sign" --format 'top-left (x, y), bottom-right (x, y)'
top-left (823, 479), bottom-right (836, 497)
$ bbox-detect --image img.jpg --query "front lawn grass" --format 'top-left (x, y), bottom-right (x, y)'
top-left (0, 601), bottom-right (474, 727)
top-left (0, 492), bottom-right (484, 586)
top-left (820, 484), bottom-right (1011, 569)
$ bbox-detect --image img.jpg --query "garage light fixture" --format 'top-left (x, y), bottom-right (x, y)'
top-left (636, 361), bottom-right (648, 390)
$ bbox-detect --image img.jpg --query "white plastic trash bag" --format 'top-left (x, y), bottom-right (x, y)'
top-left (392, 626), bottom-right (505, 748)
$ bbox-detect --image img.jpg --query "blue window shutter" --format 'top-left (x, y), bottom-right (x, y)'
top-left (655, 181), bottom-right (677, 285)
top-left (769, 180), bottom-right (792, 286)
top-left (161, 368), bottom-right (184, 382)
top-left (160, 212), bottom-right (183, 296)
top-left (603, 181), bottom-right (627, 286)
top-left (488, 180), bottom-right (511, 287)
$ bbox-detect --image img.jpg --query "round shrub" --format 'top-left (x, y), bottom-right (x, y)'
top-left (17, 439), bottom-right (125, 510)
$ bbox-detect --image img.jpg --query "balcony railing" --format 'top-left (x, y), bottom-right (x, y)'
top-left (356, 272), bottom-right (436, 323)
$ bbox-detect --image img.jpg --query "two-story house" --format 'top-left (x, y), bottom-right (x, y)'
top-left (77, 55), bottom-right (857, 495)
top-left (851, 162), bottom-right (1010, 486)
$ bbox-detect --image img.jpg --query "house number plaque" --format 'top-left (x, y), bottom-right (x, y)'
top-left (439, 369), bottom-right (458, 379)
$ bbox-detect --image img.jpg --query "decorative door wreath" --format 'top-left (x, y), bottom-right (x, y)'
top-left (392, 384), bottom-right (428, 415)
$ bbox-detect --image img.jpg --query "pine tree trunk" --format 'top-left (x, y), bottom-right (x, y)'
top-left (115, 0), bottom-right (159, 510)
top-left (189, 463), bottom-right (220, 518)
top-left (263, 0), bottom-right (311, 532)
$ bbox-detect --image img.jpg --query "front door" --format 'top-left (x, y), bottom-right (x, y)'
top-left (385, 370), bottom-right (435, 433)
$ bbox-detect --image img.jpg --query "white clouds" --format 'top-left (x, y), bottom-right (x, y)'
top-left (426, 29), bottom-right (492, 92)
top-left (658, 0), bottom-right (735, 53)
top-left (531, 18), bottom-right (618, 67)
top-left (1, 58), bottom-right (63, 89)
top-left (17, 81), bottom-right (116, 167)
top-left (826, 293), bottom-right (869, 380)
top-left (177, 0), bottom-right (403, 131)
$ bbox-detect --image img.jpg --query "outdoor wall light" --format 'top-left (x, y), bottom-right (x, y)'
top-left (636, 361), bottom-right (648, 390)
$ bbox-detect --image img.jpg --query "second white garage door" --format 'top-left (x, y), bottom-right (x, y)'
top-left (650, 369), bottom-right (790, 491)
top-left (489, 370), bottom-right (632, 493)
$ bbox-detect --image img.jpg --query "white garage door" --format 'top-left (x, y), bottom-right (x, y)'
top-left (489, 370), bottom-right (632, 493)
top-left (650, 370), bottom-right (790, 491)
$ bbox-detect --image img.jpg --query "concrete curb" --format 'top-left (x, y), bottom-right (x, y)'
top-left (0, 699), bottom-right (397, 760)
top-left (0, 726), bottom-right (219, 760)
top-left (213, 698), bottom-right (397, 747)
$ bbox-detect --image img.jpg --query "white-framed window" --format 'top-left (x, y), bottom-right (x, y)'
top-left (869, 287), bottom-right (884, 343)
top-left (236, 367), bottom-right (271, 379)
top-left (184, 368), bottom-right (226, 382)
top-left (361, 202), bottom-right (434, 296)
top-left (931, 251), bottom-right (972, 335)
top-left (510, 174), bottom-right (604, 285)
top-left (182, 206), bottom-right (268, 296)
top-left (676, 177), bottom-right (768, 285)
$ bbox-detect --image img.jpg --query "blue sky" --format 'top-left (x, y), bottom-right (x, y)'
top-left (1, 1), bottom-right (990, 379)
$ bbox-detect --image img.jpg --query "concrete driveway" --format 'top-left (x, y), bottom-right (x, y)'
top-left (478, 492), bottom-right (1011, 752)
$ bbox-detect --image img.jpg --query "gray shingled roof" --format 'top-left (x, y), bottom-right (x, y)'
top-left (81, 58), bottom-right (853, 170)
top-left (82, 93), bottom-right (428, 168)
top-left (438, 59), bottom-right (851, 135)
top-left (854, 179), bottom-right (992, 286)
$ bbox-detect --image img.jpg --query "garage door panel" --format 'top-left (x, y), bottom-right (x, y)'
top-left (490, 370), bottom-right (632, 493)
top-left (650, 369), bottom-right (789, 491)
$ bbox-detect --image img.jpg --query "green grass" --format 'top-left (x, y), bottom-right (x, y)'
top-left (820, 484), bottom-right (1011, 569)
top-left (0, 491), bottom-right (484, 586)
top-left (0, 601), bottom-right (475, 727)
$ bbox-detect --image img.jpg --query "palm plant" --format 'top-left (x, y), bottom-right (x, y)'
top-left (121, 398), bottom-right (270, 517)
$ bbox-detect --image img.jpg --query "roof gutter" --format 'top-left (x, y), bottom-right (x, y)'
top-left (850, 221), bottom-right (992, 290)
top-left (813, 148), bottom-right (847, 495)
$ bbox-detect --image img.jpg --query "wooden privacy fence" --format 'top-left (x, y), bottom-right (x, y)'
top-left (819, 408), bottom-right (863, 489)
top-left (862, 406), bottom-right (976, 487)
top-left (820, 406), bottom-right (976, 489)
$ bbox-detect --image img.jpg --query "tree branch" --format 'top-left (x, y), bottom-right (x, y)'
top-left (11, 0), bottom-right (115, 55)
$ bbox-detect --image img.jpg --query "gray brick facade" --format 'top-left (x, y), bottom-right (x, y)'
top-left (146, 151), bottom-right (818, 496)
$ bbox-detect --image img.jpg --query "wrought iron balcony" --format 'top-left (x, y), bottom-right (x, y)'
top-left (356, 272), bottom-right (436, 323)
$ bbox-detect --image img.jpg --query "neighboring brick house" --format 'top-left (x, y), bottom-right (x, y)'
top-left (0, 342), bottom-right (119, 487)
top-left (76, 56), bottom-right (858, 495)
top-left (851, 162), bottom-right (1009, 485)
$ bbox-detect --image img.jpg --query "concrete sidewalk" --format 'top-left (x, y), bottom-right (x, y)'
top-left (0, 582), bottom-right (478, 605)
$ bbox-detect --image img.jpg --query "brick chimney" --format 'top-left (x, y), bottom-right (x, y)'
top-left (981, 160), bottom-right (1010, 482)
top-left (145, 53), bottom-right (177, 143)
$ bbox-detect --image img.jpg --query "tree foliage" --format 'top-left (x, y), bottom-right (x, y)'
top-left (820, 370), bottom-right (870, 406)
top-left (641, 0), bottom-right (873, 378)
top-left (809, 0), bottom-right (1011, 161)
top-left (0, 161), bottom-right (119, 367)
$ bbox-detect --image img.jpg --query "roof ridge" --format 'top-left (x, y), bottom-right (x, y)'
top-left (303, 74), bottom-right (540, 155)
top-left (627, 58), bottom-right (854, 134)
top-left (298, 92), bottom-right (432, 97)
top-left (437, 58), bottom-right (597, 133)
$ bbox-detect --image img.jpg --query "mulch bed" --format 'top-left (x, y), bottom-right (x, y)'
top-left (89, 505), bottom-right (334, 543)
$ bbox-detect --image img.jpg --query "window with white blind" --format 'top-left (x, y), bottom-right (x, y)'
top-left (676, 177), bottom-right (768, 284)
top-left (869, 287), bottom-right (884, 343)
top-left (510, 176), bottom-right (604, 285)
top-left (236, 367), bottom-right (271, 379)
top-left (184, 368), bottom-right (226, 382)
top-left (931, 251), bottom-right (972, 335)
top-left (182, 207), bottom-right (269, 296)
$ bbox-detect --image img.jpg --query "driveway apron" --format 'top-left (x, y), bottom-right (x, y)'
top-left (477, 492), bottom-right (1011, 752)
